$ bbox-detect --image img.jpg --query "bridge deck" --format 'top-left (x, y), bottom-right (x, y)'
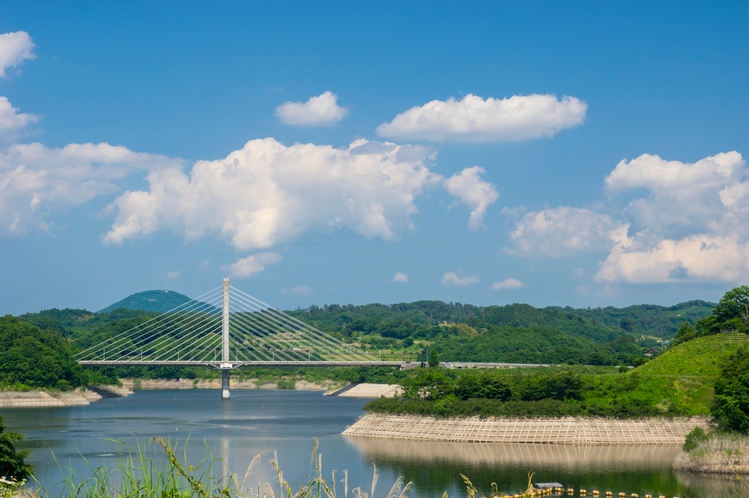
top-left (78, 360), bottom-right (405, 368)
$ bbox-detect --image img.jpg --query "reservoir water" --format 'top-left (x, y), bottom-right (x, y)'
top-left (0, 390), bottom-right (743, 497)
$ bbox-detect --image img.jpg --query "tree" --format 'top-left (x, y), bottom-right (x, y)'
top-left (712, 347), bottom-right (749, 433)
top-left (674, 322), bottom-right (697, 344)
top-left (428, 349), bottom-right (440, 367)
top-left (713, 285), bottom-right (749, 333)
top-left (0, 416), bottom-right (33, 480)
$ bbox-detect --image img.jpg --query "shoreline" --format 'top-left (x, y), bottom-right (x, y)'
top-left (119, 378), bottom-right (341, 391)
top-left (343, 413), bottom-right (708, 445)
top-left (673, 433), bottom-right (749, 474)
top-left (0, 385), bottom-right (131, 408)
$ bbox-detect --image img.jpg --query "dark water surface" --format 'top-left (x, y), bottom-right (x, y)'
top-left (0, 390), bottom-right (743, 497)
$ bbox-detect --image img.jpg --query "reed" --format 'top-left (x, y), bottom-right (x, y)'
top-left (10, 437), bottom-right (414, 498)
top-left (674, 430), bottom-right (749, 474)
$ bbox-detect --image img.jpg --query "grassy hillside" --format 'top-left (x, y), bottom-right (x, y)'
top-left (637, 332), bottom-right (749, 377)
top-left (98, 290), bottom-right (191, 313)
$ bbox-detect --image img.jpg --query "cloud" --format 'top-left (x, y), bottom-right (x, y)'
top-left (491, 278), bottom-right (524, 290)
top-left (0, 31), bottom-right (35, 77)
top-left (595, 151), bottom-right (749, 283)
top-left (391, 272), bottom-right (409, 283)
top-left (167, 271), bottom-right (180, 279)
top-left (376, 94), bottom-right (587, 142)
top-left (0, 96), bottom-right (38, 134)
top-left (506, 151), bottom-right (749, 284)
top-left (280, 285), bottom-right (313, 295)
top-left (104, 138), bottom-right (441, 248)
top-left (442, 166), bottom-right (499, 230)
top-left (605, 151), bottom-right (746, 239)
top-left (0, 141), bottom-right (179, 234)
top-left (596, 234), bottom-right (749, 284)
top-left (222, 252), bottom-right (281, 278)
top-left (275, 91), bottom-right (349, 127)
top-left (442, 272), bottom-right (479, 286)
top-left (507, 206), bottom-right (624, 257)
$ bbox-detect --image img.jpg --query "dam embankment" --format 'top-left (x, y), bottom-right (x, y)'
top-left (343, 413), bottom-right (707, 445)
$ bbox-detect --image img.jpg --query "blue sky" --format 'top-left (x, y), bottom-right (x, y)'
top-left (1, 1), bottom-right (748, 314)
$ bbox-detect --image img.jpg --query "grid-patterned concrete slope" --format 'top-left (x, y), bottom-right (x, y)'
top-left (337, 383), bottom-right (403, 398)
top-left (342, 414), bottom-right (707, 445)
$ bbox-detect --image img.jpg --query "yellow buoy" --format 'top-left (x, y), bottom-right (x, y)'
top-left (593, 491), bottom-right (600, 497)
top-left (581, 490), bottom-right (587, 496)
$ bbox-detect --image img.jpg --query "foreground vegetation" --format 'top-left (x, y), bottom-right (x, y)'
top-left (0, 436), bottom-right (564, 498)
top-left (0, 415), bottom-right (32, 481)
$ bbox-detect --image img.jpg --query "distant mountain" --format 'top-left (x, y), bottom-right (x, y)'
top-left (98, 290), bottom-right (192, 313)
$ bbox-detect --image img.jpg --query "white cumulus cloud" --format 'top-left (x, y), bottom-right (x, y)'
top-left (491, 278), bottom-right (524, 290)
top-left (167, 271), bottom-right (181, 279)
top-left (0, 31), bottom-right (35, 77)
top-left (376, 94), bottom-right (587, 142)
top-left (443, 166), bottom-right (499, 230)
top-left (605, 151), bottom-right (745, 239)
top-left (275, 91), bottom-right (349, 127)
top-left (0, 141), bottom-right (178, 234)
top-left (506, 151), bottom-right (749, 285)
top-left (222, 252), bottom-right (281, 278)
top-left (391, 272), bottom-right (409, 283)
top-left (596, 234), bottom-right (749, 284)
top-left (104, 138), bottom-right (441, 248)
top-left (442, 272), bottom-right (479, 286)
top-left (507, 206), bottom-right (624, 257)
top-left (0, 96), bottom-right (38, 134)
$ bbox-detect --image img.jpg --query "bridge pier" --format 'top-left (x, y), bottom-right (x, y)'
top-left (221, 369), bottom-right (231, 399)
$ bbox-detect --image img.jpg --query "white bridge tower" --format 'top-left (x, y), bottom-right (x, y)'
top-left (220, 277), bottom-right (232, 399)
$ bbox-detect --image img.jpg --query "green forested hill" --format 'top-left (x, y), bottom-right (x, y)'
top-left (11, 297), bottom-right (716, 370)
top-left (97, 290), bottom-right (191, 313)
top-left (0, 316), bottom-right (86, 390)
top-left (288, 300), bottom-right (713, 340)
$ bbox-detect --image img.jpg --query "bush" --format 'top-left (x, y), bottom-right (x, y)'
top-left (454, 372), bottom-right (511, 401)
top-left (276, 379), bottom-right (296, 390)
top-left (0, 416), bottom-right (33, 480)
top-left (682, 426), bottom-right (711, 452)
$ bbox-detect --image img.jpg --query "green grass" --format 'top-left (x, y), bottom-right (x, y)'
top-left (637, 332), bottom-right (749, 377)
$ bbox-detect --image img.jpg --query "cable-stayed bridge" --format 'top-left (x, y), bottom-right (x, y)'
top-left (76, 279), bottom-right (401, 398)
